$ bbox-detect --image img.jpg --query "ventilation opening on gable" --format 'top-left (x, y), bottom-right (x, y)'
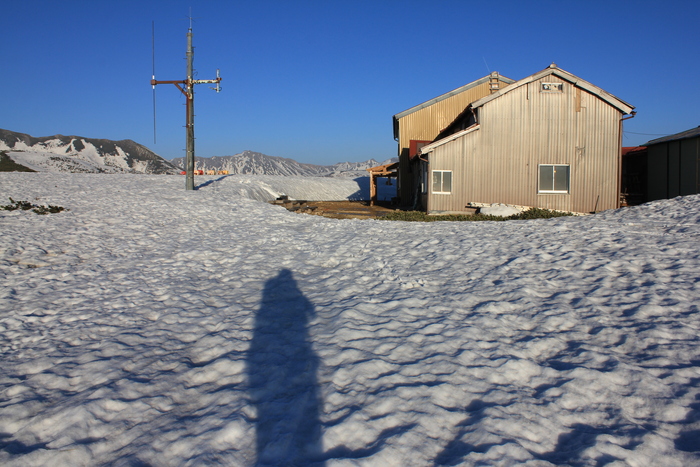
top-left (541, 82), bottom-right (563, 93)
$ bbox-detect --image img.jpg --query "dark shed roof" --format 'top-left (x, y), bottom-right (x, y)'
top-left (622, 146), bottom-right (647, 156)
top-left (644, 126), bottom-right (700, 146)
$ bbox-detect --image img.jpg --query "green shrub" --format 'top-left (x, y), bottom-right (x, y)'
top-left (514, 207), bottom-right (574, 219)
top-left (381, 207), bottom-right (573, 222)
top-left (32, 204), bottom-right (66, 215)
top-left (1, 198), bottom-right (66, 215)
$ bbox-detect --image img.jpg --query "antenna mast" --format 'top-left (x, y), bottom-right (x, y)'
top-left (151, 17), bottom-right (222, 190)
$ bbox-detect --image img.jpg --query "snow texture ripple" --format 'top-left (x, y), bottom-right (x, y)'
top-left (0, 173), bottom-right (699, 466)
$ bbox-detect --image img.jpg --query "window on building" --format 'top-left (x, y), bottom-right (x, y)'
top-left (432, 170), bottom-right (452, 194)
top-left (539, 165), bottom-right (569, 193)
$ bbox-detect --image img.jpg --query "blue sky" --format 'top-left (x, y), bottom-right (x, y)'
top-left (2, 0), bottom-right (698, 165)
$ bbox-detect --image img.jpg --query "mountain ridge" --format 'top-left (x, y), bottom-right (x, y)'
top-left (0, 129), bottom-right (179, 174)
top-left (0, 129), bottom-right (397, 177)
top-left (171, 150), bottom-right (396, 177)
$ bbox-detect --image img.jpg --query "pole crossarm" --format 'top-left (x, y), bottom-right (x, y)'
top-left (151, 79), bottom-right (186, 85)
top-left (150, 77), bottom-right (221, 86)
top-left (151, 79), bottom-right (188, 97)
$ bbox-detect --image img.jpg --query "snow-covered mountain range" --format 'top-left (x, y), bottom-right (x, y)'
top-left (171, 150), bottom-right (396, 177)
top-left (1, 130), bottom-right (395, 178)
top-left (0, 129), bottom-right (179, 174)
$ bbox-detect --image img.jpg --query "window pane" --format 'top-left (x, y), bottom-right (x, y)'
top-left (443, 171), bottom-right (452, 193)
top-left (432, 171), bottom-right (442, 193)
top-left (539, 165), bottom-right (553, 191)
top-left (554, 166), bottom-right (569, 191)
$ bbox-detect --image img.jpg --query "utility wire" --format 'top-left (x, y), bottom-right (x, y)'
top-left (152, 21), bottom-right (157, 144)
top-left (624, 131), bottom-right (671, 136)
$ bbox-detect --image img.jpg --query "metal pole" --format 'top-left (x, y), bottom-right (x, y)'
top-left (150, 19), bottom-right (221, 191)
top-left (186, 28), bottom-right (195, 190)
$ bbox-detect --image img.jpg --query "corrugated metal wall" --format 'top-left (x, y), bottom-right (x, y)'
top-left (679, 138), bottom-right (699, 195)
top-left (428, 129), bottom-right (480, 213)
top-left (396, 81), bottom-right (494, 151)
top-left (647, 136), bottom-right (700, 200)
top-left (427, 75), bottom-right (624, 213)
top-left (396, 78), bottom-right (512, 202)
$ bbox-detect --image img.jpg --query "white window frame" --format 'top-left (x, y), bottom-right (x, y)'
top-left (538, 164), bottom-right (570, 194)
top-left (432, 170), bottom-right (452, 194)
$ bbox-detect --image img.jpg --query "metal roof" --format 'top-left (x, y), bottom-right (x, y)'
top-left (392, 74), bottom-right (515, 121)
top-left (622, 146), bottom-right (648, 156)
top-left (469, 64), bottom-right (635, 115)
top-left (644, 126), bottom-right (700, 146)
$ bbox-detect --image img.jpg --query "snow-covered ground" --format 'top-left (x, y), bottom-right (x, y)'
top-left (193, 173), bottom-right (395, 202)
top-left (1, 173), bottom-right (698, 466)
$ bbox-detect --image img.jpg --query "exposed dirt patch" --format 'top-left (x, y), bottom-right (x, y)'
top-left (271, 199), bottom-right (398, 219)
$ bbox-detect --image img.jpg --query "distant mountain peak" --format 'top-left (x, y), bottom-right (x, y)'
top-left (1, 129), bottom-right (397, 177)
top-left (171, 151), bottom-right (396, 177)
top-left (0, 129), bottom-right (179, 174)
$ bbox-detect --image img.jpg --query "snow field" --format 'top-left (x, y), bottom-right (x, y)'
top-left (0, 173), bottom-right (699, 466)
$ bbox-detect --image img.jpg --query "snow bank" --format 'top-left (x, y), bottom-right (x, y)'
top-left (1, 173), bottom-right (698, 466)
top-left (195, 173), bottom-right (395, 202)
top-left (479, 203), bottom-right (522, 217)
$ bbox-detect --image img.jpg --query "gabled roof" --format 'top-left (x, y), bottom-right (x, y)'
top-left (644, 126), bottom-right (700, 146)
top-left (393, 74), bottom-right (516, 121)
top-left (469, 64), bottom-right (635, 114)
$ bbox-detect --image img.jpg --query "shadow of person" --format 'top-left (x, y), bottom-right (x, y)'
top-left (248, 269), bottom-right (324, 466)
